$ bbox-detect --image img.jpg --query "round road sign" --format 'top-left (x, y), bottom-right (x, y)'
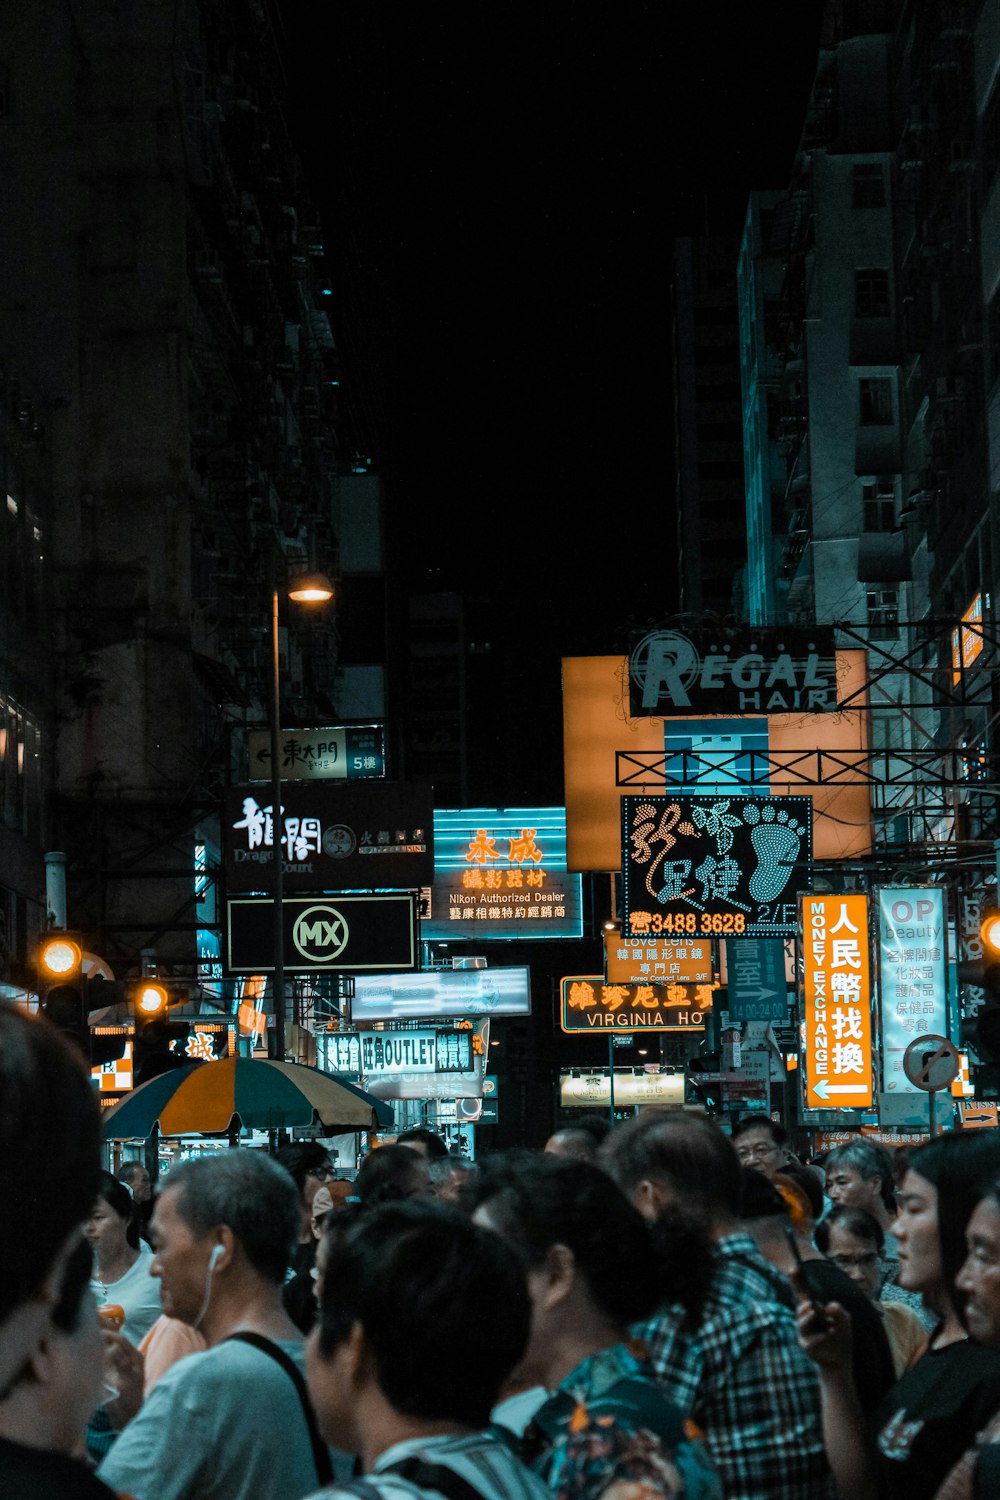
top-left (902, 1034), bottom-right (960, 1092)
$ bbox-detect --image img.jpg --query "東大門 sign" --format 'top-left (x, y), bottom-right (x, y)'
top-left (628, 626), bottom-right (838, 716)
top-left (223, 782), bottom-right (433, 893)
top-left (247, 724), bottom-right (386, 782)
top-left (621, 795), bottom-right (812, 942)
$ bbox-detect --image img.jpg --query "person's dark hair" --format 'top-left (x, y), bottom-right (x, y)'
top-left (601, 1110), bottom-right (742, 1223)
top-left (273, 1143), bottom-right (331, 1194)
top-left (571, 1114), bottom-right (613, 1148)
top-left (469, 1151), bottom-right (712, 1326)
top-left (824, 1140), bottom-right (897, 1215)
top-left (355, 1145), bottom-right (430, 1207)
top-left (814, 1205), bottom-right (885, 1257)
top-left (317, 1201), bottom-right (529, 1426)
top-left (906, 1132), bottom-right (1000, 1326)
top-left (779, 1161), bottom-right (824, 1222)
top-left (731, 1115), bottom-right (788, 1148)
top-left (395, 1127), bottom-right (449, 1161)
top-left (545, 1128), bottom-right (599, 1163)
top-left (96, 1169), bottom-right (141, 1250)
top-left (739, 1166), bottom-right (790, 1221)
top-left (164, 1151), bottom-right (300, 1284)
top-left (0, 1009), bottom-right (103, 1322)
top-left (51, 1239), bottom-right (95, 1333)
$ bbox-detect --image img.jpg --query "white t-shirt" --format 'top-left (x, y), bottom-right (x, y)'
top-left (99, 1336), bottom-right (343, 1500)
top-left (90, 1242), bottom-right (163, 1346)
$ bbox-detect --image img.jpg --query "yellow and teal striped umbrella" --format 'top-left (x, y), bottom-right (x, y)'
top-left (102, 1057), bottom-right (393, 1139)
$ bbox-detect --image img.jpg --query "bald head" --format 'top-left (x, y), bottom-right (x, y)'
top-left (544, 1129), bottom-right (598, 1164)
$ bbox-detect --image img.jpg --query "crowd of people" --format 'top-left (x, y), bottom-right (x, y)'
top-left (9, 1005), bottom-right (1000, 1500)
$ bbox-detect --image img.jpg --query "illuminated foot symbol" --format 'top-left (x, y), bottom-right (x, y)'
top-left (743, 804), bottom-right (804, 902)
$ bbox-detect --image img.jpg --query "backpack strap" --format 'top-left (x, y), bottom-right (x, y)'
top-left (226, 1331), bottom-right (333, 1486)
top-left (382, 1455), bottom-right (491, 1500)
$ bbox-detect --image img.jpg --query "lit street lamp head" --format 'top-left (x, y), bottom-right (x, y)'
top-left (287, 571), bottom-right (334, 604)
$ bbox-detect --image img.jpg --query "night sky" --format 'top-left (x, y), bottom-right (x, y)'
top-left (277, 6), bottom-right (825, 794)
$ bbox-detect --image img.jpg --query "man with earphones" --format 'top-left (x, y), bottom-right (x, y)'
top-left (98, 1151), bottom-right (346, 1500)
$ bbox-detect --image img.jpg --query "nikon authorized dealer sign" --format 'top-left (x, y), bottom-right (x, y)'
top-left (629, 626), bottom-right (838, 715)
top-left (224, 893), bottom-right (418, 973)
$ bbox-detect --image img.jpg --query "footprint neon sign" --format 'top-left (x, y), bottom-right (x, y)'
top-left (621, 794), bottom-right (812, 940)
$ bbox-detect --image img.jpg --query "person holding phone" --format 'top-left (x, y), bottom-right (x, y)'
top-left (798, 1132), bottom-right (1000, 1500)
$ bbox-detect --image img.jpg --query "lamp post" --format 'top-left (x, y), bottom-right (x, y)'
top-left (270, 571), bottom-right (334, 1061)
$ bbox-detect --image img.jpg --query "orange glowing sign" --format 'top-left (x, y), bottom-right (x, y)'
top-left (801, 893), bottom-right (872, 1110)
top-left (561, 654), bottom-right (871, 872)
top-left (604, 935), bottom-right (712, 984)
top-left (952, 594), bottom-right (984, 684)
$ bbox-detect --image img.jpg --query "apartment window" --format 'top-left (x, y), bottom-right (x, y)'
top-left (855, 268), bottom-right (890, 319)
top-left (862, 480), bottom-right (895, 531)
top-left (867, 587), bottom-right (899, 640)
top-left (852, 163), bottom-right (885, 209)
top-left (859, 378), bottom-right (893, 425)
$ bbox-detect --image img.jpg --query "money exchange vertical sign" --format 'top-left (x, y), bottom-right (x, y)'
top-left (801, 893), bottom-right (872, 1108)
top-left (878, 888), bottom-right (948, 1094)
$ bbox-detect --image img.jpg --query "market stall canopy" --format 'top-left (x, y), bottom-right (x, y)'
top-left (102, 1057), bottom-right (393, 1139)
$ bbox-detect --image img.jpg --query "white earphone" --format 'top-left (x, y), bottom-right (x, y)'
top-left (209, 1244), bottom-right (224, 1271)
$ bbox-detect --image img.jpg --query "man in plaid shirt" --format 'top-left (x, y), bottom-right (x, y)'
top-left (603, 1112), bottom-right (835, 1500)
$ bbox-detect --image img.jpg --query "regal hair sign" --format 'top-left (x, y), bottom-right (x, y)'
top-left (629, 627), bottom-right (839, 716)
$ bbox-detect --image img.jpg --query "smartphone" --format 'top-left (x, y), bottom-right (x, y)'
top-left (785, 1224), bottom-right (828, 1324)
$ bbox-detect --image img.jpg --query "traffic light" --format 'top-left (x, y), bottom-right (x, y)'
top-left (958, 910), bottom-right (1000, 1067)
top-left (128, 979), bottom-right (190, 1083)
top-left (37, 933), bottom-right (87, 1054)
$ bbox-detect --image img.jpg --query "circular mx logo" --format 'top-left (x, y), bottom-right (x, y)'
top-left (292, 904), bottom-right (350, 964)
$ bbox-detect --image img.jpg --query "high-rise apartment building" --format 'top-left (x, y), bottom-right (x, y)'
top-left (0, 2), bottom-right (364, 993)
top-left (673, 236), bottom-right (747, 619)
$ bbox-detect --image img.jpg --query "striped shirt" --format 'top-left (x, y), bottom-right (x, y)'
top-left (308, 1431), bottom-right (550, 1500)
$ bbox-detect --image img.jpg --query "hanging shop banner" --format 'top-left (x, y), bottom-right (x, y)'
top-left (878, 888), bottom-right (948, 1095)
top-left (604, 935), bottom-right (712, 984)
top-left (561, 975), bottom-right (714, 1033)
top-left (621, 795), bottom-right (812, 941)
top-left (801, 893), bottom-right (873, 1109)
top-left (560, 1071), bottom-right (686, 1109)
top-left (628, 626), bottom-right (839, 716)
top-left (247, 724), bottom-right (387, 782)
top-left (318, 1023), bottom-right (488, 1100)
top-left (726, 939), bottom-right (789, 1023)
top-left (421, 807), bottom-right (583, 940)
top-left (225, 892), bottom-right (418, 973)
top-left (224, 782), bottom-right (433, 893)
top-left (351, 965), bottom-right (531, 1022)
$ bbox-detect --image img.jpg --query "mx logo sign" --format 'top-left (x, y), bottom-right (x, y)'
top-left (292, 904), bottom-right (349, 963)
top-left (225, 892), bottom-right (418, 974)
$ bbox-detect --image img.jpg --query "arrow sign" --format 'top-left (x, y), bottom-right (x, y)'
top-left (813, 1079), bottom-right (869, 1101)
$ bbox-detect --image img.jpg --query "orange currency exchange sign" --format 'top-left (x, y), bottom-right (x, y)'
top-left (561, 975), bottom-right (714, 1032)
top-left (801, 893), bottom-right (873, 1109)
top-left (604, 934), bottom-right (712, 984)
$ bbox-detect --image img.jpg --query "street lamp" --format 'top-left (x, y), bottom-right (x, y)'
top-left (270, 569), bottom-right (334, 1061)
